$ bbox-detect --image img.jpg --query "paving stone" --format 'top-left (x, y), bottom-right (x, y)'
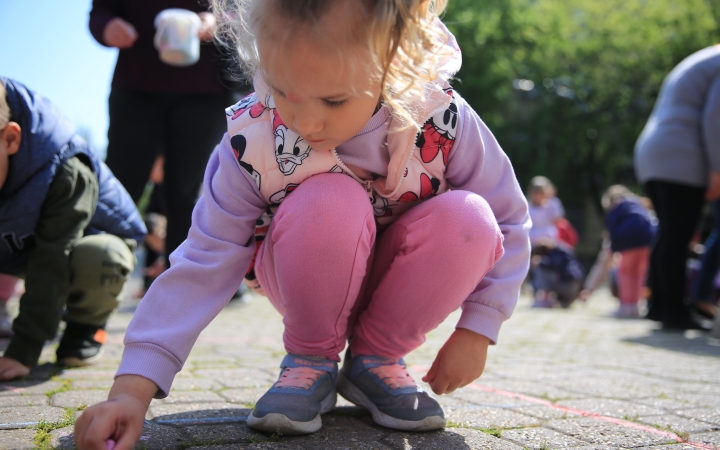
top-left (70, 379), bottom-right (115, 390)
top-left (0, 429), bottom-right (36, 449)
top-left (676, 408), bottom-right (720, 428)
top-left (687, 430), bottom-right (720, 446)
top-left (56, 369), bottom-right (117, 380)
top-left (636, 413), bottom-right (717, 434)
top-left (193, 368), bottom-right (276, 388)
top-left (132, 423), bottom-right (185, 450)
top-left (500, 426), bottom-right (588, 448)
top-left (383, 428), bottom-right (524, 449)
top-left (148, 403), bottom-right (249, 423)
top-left (544, 417), bottom-right (678, 447)
top-left (479, 379), bottom-right (583, 402)
top-left (153, 390), bottom-right (225, 404)
top-left (0, 394), bottom-right (48, 407)
top-left (445, 405), bottom-right (542, 429)
top-left (445, 387), bottom-right (535, 409)
top-left (0, 381), bottom-right (63, 396)
top-left (217, 387), bottom-right (270, 406)
top-left (51, 390), bottom-right (107, 408)
top-left (556, 398), bottom-right (667, 419)
top-left (169, 377), bottom-right (222, 391)
top-left (511, 405), bottom-right (574, 421)
top-left (182, 423), bottom-right (267, 444)
top-left (50, 426), bottom-right (75, 450)
top-left (0, 406), bottom-right (65, 429)
top-left (636, 446), bottom-right (701, 449)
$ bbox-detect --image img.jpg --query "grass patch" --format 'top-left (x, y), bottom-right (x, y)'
top-left (653, 424), bottom-right (690, 441)
top-left (242, 401), bottom-right (256, 409)
top-left (33, 405), bottom-right (86, 450)
top-left (44, 376), bottom-right (73, 398)
top-left (445, 420), bottom-right (464, 428)
top-left (478, 427), bottom-right (502, 438)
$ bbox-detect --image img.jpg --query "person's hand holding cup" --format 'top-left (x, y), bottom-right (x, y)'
top-left (103, 18), bottom-right (138, 49)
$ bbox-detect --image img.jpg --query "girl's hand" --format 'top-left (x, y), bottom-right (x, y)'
top-left (0, 356), bottom-right (30, 381)
top-left (74, 375), bottom-right (157, 450)
top-left (422, 329), bottom-right (490, 395)
top-left (103, 18), bottom-right (138, 49)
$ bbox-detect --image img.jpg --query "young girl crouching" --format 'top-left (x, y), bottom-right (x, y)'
top-left (74, 0), bottom-right (531, 447)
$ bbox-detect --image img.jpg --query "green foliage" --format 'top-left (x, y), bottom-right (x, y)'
top-left (444, 0), bottom-right (719, 208)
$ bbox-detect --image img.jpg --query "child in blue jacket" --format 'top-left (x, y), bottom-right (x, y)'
top-left (0, 78), bottom-right (146, 380)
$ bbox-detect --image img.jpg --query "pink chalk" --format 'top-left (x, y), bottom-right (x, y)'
top-left (106, 439), bottom-right (115, 450)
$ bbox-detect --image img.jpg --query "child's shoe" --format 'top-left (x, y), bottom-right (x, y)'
top-left (247, 354), bottom-right (338, 435)
top-left (337, 350), bottom-right (445, 431)
top-left (614, 304), bottom-right (641, 318)
top-left (55, 321), bottom-right (107, 367)
top-left (0, 303), bottom-right (13, 338)
top-left (532, 290), bottom-right (554, 308)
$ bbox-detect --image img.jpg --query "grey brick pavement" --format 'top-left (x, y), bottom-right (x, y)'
top-left (2, 287), bottom-right (720, 449)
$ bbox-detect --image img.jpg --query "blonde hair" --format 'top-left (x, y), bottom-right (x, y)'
top-left (0, 81), bottom-right (9, 130)
top-left (211, 0), bottom-right (449, 128)
top-left (601, 184), bottom-right (633, 211)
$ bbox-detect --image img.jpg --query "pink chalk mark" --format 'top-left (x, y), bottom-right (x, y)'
top-left (409, 366), bottom-right (715, 450)
top-left (139, 435), bottom-right (150, 441)
top-left (106, 439), bottom-right (115, 450)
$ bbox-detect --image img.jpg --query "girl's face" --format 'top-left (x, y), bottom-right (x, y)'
top-left (258, 25), bottom-right (382, 153)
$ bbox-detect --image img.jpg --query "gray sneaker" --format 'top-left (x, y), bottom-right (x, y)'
top-left (337, 350), bottom-right (445, 431)
top-left (247, 354), bottom-right (337, 435)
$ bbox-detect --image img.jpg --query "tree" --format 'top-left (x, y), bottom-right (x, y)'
top-left (444, 0), bottom-right (719, 213)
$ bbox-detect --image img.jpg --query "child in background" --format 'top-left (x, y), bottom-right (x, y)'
top-left (581, 185), bottom-right (656, 317)
top-left (528, 176), bottom-right (565, 246)
top-left (0, 78), bottom-right (146, 380)
top-left (527, 176), bottom-right (583, 307)
top-left (530, 238), bottom-right (585, 308)
top-left (74, 0), bottom-right (530, 446)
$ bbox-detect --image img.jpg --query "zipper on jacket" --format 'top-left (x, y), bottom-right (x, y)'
top-left (331, 149), bottom-right (375, 199)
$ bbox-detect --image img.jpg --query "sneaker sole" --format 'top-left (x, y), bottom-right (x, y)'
top-left (246, 388), bottom-right (337, 435)
top-left (336, 371), bottom-right (446, 431)
top-left (56, 347), bottom-right (104, 367)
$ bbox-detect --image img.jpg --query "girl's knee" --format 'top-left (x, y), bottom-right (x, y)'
top-left (437, 191), bottom-right (503, 256)
top-left (278, 174), bottom-right (373, 224)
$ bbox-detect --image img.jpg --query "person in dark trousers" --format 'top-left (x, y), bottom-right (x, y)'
top-left (0, 78), bottom-right (146, 380)
top-left (88, 0), bottom-right (235, 258)
top-left (634, 45), bottom-right (720, 331)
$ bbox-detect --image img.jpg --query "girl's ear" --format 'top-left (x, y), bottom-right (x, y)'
top-left (2, 122), bottom-right (21, 155)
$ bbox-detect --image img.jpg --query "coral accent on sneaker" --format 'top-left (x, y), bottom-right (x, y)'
top-left (369, 364), bottom-right (417, 389)
top-left (93, 329), bottom-right (107, 344)
top-left (275, 367), bottom-right (326, 389)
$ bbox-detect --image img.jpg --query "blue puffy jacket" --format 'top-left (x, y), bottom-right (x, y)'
top-left (0, 77), bottom-right (146, 274)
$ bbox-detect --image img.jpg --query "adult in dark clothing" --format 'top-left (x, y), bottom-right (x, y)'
top-left (634, 45), bottom-right (720, 330)
top-left (89, 0), bottom-right (235, 257)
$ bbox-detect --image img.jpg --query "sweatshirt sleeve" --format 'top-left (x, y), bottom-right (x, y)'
top-left (444, 94), bottom-right (531, 344)
top-left (88, 0), bottom-right (122, 46)
top-left (702, 76), bottom-right (720, 174)
top-left (116, 135), bottom-right (266, 397)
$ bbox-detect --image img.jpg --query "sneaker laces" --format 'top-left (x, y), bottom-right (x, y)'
top-left (275, 366), bottom-right (326, 390)
top-left (369, 363), bottom-right (417, 389)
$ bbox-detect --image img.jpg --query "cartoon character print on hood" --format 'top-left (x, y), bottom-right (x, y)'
top-left (398, 173), bottom-right (441, 202)
top-left (273, 113), bottom-right (312, 176)
top-left (230, 134), bottom-right (261, 190)
top-left (371, 192), bottom-right (392, 217)
top-left (269, 183), bottom-right (299, 204)
top-left (416, 91), bottom-right (458, 166)
top-left (226, 93), bottom-right (265, 121)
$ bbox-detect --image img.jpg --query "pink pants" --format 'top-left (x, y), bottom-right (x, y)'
top-left (0, 273), bottom-right (18, 304)
top-left (255, 174), bottom-right (504, 361)
top-left (617, 247), bottom-right (650, 305)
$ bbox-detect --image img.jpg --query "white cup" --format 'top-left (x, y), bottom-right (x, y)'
top-left (154, 9), bottom-right (201, 67)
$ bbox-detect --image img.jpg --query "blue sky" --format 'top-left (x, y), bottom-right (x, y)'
top-left (0, 1), bottom-right (117, 157)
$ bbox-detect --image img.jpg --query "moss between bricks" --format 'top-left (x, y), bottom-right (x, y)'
top-left (33, 405), bottom-right (86, 450)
